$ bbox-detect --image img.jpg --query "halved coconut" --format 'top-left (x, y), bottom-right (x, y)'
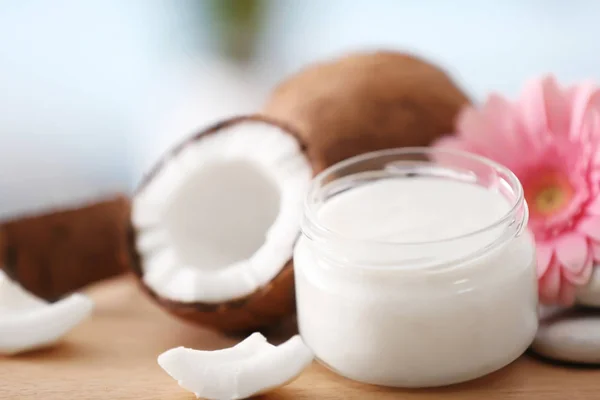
top-left (129, 115), bottom-right (313, 331)
top-left (0, 270), bottom-right (94, 355)
top-left (158, 333), bottom-right (314, 399)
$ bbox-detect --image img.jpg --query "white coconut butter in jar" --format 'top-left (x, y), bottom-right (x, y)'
top-left (294, 148), bottom-right (537, 388)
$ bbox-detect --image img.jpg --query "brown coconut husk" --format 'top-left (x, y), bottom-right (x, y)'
top-left (1, 196), bottom-right (131, 300)
top-left (129, 51), bottom-right (470, 333)
top-left (261, 50), bottom-right (471, 173)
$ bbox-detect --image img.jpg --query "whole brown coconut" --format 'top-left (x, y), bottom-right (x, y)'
top-left (262, 51), bottom-right (470, 173)
top-left (128, 51), bottom-right (470, 334)
top-left (1, 196), bottom-right (131, 300)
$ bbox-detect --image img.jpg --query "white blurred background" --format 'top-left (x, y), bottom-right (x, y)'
top-left (0, 0), bottom-right (598, 218)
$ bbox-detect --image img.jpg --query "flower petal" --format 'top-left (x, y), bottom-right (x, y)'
top-left (458, 105), bottom-right (507, 148)
top-left (433, 135), bottom-right (470, 151)
top-left (586, 197), bottom-right (600, 215)
top-left (518, 76), bottom-right (564, 146)
top-left (519, 78), bottom-right (548, 137)
top-left (569, 81), bottom-right (600, 139)
top-left (578, 215), bottom-right (600, 241)
top-left (432, 135), bottom-right (483, 169)
top-left (542, 77), bottom-right (570, 137)
top-left (456, 107), bottom-right (494, 151)
top-left (543, 178), bottom-right (590, 229)
top-left (557, 278), bottom-right (577, 306)
top-left (536, 243), bottom-right (553, 277)
top-left (555, 233), bottom-right (589, 274)
top-left (483, 95), bottom-right (524, 151)
top-left (564, 247), bottom-right (594, 285)
top-left (592, 144), bottom-right (600, 168)
top-left (578, 108), bottom-right (600, 146)
top-left (538, 261), bottom-right (561, 304)
top-left (592, 242), bottom-right (600, 261)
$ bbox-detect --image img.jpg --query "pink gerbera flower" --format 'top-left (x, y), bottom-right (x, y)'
top-left (436, 76), bottom-right (600, 306)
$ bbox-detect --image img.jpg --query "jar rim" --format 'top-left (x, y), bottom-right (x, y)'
top-left (302, 147), bottom-right (526, 247)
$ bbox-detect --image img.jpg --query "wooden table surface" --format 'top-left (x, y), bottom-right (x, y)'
top-left (2, 276), bottom-right (600, 399)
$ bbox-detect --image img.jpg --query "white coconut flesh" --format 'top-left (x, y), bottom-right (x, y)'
top-left (132, 120), bottom-right (312, 303)
top-left (0, 270), bottom-right (94, 355)
top-left (158, 333), bottom-right (314, 399)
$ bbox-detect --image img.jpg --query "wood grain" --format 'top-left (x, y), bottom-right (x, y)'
top-left (2, 276), bottom-right (600, 399)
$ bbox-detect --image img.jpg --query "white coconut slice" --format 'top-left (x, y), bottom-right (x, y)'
top-left (129, 116), bottom-right (313, 331)
top-left (0, 270), bottom-right (93, 355)
top-left (158, 333), bottom-right (314, 399)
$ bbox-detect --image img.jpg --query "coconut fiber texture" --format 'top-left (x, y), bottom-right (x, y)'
top-left (262, 50), bottom-right (471, 173)
top-left (0, 196), bottom-right (131, 300)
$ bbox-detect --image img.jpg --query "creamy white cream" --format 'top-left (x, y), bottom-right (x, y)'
top-left (294, 176), bottom-right (537, 387)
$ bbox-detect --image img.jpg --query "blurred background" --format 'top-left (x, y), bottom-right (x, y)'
top-left (1, 0), bottom-right (598, 219)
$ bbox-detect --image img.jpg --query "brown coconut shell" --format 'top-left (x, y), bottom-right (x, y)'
top-left (1, 196), bottom-right (131, 300)
top-left (261, 50), bottom-right (471, 173)
top-left (128, 115), bottom-right (309, 333)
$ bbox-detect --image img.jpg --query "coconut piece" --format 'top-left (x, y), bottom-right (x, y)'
top-left (129, 116), bottom-right (312, 331)
top-left (158, 333), bottom-right (313, 399)
top-left (1, 196), bottom-right (131, 300)
top-left (0, 270), bottom-right (93, 355)
top-left (262, 50), bottom-right (470, 173)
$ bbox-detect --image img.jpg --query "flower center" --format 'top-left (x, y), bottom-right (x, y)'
top-left (525, 172), bottom-right (574, 217)
top-left (534, 185), bottom-right (568, 214)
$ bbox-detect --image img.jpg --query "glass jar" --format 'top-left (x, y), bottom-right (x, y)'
top-left (294, 148), bottom-right (537, 388)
